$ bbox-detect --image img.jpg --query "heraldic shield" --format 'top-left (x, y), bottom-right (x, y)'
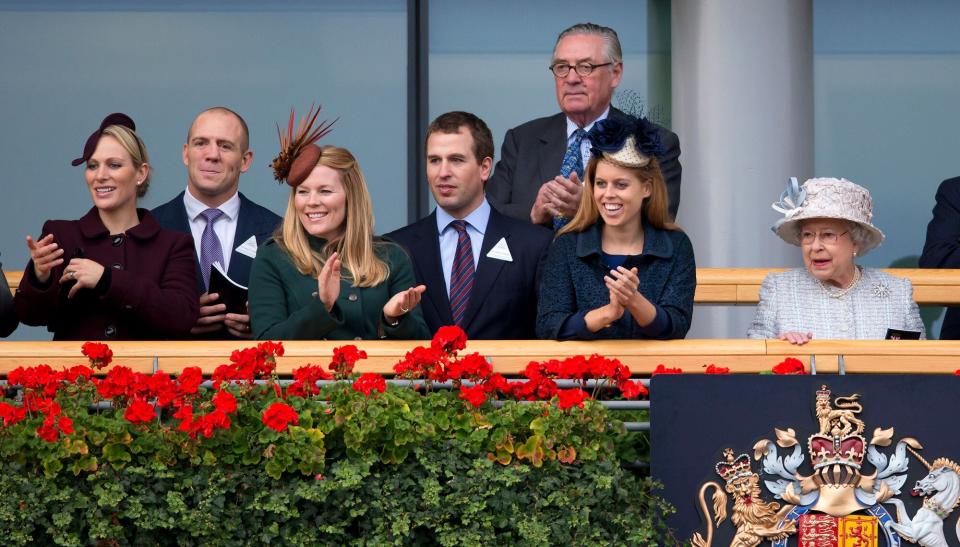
top-left (687, 384), bottom-right (960, 547)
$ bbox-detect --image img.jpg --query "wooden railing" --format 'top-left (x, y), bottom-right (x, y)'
top-left (9, 268), bottom-right (960, 305)
top-left (2, 339), bottom-right (960, 376)
top-left (694, 268), bottom-right (960, 305)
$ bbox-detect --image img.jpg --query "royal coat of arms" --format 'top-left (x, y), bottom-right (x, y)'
top-left (691, 385), bottom-right (960, 547)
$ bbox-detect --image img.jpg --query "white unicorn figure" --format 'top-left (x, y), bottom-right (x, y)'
top-left (885, 447), bottom-right (960, 547)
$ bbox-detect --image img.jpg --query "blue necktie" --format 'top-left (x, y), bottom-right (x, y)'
top-left (199, 208), bottom-right (225, 291)
top-left (555, 128), bottom-right (586, 230)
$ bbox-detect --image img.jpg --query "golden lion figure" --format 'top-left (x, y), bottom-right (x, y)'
top-left (815, 391), bottom-right (865, 437)
top-left (692, 450), bottom-right (796, 547)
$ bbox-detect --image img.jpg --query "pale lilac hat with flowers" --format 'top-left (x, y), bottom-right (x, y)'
top-left (771, 177), bottom-right (885, 255)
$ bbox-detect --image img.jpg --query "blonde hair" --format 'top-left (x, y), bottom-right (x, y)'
top-left (102, 124), bottom-right (151, 197)
top-left (558, 155), bottom-right (677, 236)
top-left (274, 146), bottom-right (389, 287)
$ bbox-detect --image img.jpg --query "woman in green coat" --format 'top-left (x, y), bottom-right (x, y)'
top-left (249, 110), bottom-right (429, 340)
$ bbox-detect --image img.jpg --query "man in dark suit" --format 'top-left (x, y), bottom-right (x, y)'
top-left (487, 22), bottom-right (681, 226)
top-left (388, 112), bottom-right (552, 339)
top-left (920, 176), bottom-right (960, 339)
top-left (153, 107), bottom-right (280, 339)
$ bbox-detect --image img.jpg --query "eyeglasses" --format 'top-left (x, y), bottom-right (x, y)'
top-left (799, 230), bottom-right (849, 245)
top-left (549, 62), bottom-right (613, 78)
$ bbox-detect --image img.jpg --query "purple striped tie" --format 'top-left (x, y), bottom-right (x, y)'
top-left (448, 220), bottom-right (475, 327)
top-left (199, 208), bottom-right (225, 291)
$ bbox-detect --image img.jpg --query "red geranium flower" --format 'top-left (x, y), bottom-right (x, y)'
top-left (329, 345), bottom-right (368, 379)
top-left (394, 345), bottom-right (446, 381)
top-left (177, 367), bottom-right (204, 395)
top-left (213, 390), bottom-right (238, 413)
top-left (557, 388), bottom-right (589, 410)
top-left (262, 402), bottom-right (299, 432)
top-left (772, 357), bottom-right (807, 375)
top-left (431, 325), bottom-right (467, 354)
top-left (81, 341), bottom-right (113, 369)
top-left (652, 364), bottom-right (683, 375)
top-left (124, 399), bottom-right (156, 424)
top-left (704, 364), bottom-right (730, 374)
top-left (458, 384), bottom-right (488, 408)
top-left (618, 379), bottom-right (649, 399)
top-left (0, 402), bottom-right (27, 427)
top-left (352, 373), bottom-right (387, 396)
top-left (446, 352), bottom-right (492, 382)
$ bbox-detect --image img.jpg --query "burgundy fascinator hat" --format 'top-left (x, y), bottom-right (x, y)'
top-left (71, 113), bottom-right (137, 166)
top-left (270, 104), bottom-right (337, 187)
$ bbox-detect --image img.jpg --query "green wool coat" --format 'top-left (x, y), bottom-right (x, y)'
top-left (248, 237), bottom-right (430, 341)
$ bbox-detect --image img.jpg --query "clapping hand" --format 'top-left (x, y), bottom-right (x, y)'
top-left (604, 266), bottom-right (641, 307)
top-left (59, 258), bottom-right (105, 299)
top-left (383, 285), bottom-right (426, 323)
top-left (316, 252), bottom-right (342, 312)
top-left (26, 234), bottom-right (63, 284)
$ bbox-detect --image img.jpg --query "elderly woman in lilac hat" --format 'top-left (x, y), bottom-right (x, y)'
top-left (747, 177), bottom-right (924, 344)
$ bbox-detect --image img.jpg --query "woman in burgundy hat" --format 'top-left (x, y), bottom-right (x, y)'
top-left (14, 113), bottom-right (199, 340)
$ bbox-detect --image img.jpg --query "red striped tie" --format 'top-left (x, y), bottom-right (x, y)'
top-left (448, 220), bottom-right (475, 327)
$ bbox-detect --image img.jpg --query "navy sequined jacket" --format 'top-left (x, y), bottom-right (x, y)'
top-left (536, 221), bottom-right (696, 340)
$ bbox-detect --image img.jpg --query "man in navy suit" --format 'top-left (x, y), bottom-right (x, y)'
top-left (487, 22), bottom-right (681, 226)
top-left (920, 176), bottom-right (960, 339)
top-left (388, 112), bottom-right (552, 339)
top-left (153, 107), bottom-right (280, 339)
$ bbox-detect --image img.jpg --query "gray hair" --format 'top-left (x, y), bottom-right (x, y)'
top-left (554, 23), bottom-right (622, 65)
top-left (845, 221), bottom-right (873, 251)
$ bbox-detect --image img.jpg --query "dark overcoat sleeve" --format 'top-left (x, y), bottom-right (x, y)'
top-left (920, 178), bottom-right (960, 268)
top-left (0, 262), bottom-right (16, 337)
top-left (535, 236), bottom-right (577, 339)
top-left (14, 220), bottom-right (64, 328)
top-left (486, 127), bottom-right (532, 221)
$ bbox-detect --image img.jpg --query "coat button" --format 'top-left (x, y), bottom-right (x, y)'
top-left (104, 325), bottom-right (117, 338)
top-left (111, 235), bottom-right (124, 247)
top-left (112, 263), bottom-right (123, 270)
top-left (124, 304), bottom-right (134, 310)
top-left (347, 293), bottom-right (358, 302)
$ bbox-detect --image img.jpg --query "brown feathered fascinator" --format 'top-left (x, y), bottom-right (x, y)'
top-left (270, 103), bottom-right (337, 187)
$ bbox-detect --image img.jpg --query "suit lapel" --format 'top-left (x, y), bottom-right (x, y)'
top-left (538, 113), bottom-right (568, 186)
top-left (227, 194), bottom-right (256, 286)
top-left (460, 210), bottom-right (508, 330)
top-left (167, 192), bottom-right (193, 233)
top-left (414, 213), bottom-right (455, 326)
top-left (169, 195), bottom-right (206, 293)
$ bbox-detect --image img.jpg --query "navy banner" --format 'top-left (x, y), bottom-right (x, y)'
top-left (651, 375), bottom-right (960, 546)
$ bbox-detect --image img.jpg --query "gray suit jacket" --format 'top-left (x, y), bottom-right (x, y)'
top-left (487, 107), bottom-right (681, 224)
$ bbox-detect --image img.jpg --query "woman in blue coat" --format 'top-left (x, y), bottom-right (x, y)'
top-left (536, 116), bottom-right (696, 340)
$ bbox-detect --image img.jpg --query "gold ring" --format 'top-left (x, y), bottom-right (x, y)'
top-left (400, 305), bottom-right (409, 313)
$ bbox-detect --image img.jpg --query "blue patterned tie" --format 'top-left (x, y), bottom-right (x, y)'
top-left (555, 128), bottom-right (586, 230)
top-left (448, 220), bottom-right (475, 327)
top-left (199, 208), bottom-right (225, 291)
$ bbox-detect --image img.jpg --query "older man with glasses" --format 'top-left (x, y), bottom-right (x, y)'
top-left (487, 22), bottom-right (682, 229)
